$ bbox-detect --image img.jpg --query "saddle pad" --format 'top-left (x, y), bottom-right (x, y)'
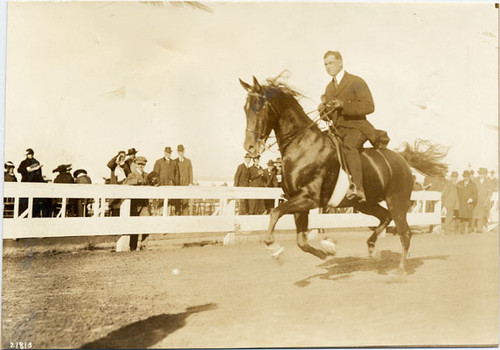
top-left (326, 168), bottom-right (349, 207)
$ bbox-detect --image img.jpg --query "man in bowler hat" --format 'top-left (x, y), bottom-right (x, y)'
top-left (175, 144), bottom-right (194, 215)
top-left (234, 153), bottom-right (252, 215)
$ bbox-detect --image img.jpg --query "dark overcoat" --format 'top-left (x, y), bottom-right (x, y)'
top-left (456, 180), bottom-right (477, 219)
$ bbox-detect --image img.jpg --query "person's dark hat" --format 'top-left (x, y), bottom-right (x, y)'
top-left (478, 167), bottom-right (488, 175)
top-left (267, 160), bottom-right (274, 166)
top-left (450, 171), bottom-right (459, 178)
top-left (134, 156), bottom-right (147, 165)
top-left (244, 153), bottom-right (251, 159)
top-left (147, 171), bottom-right (159, 185)
top-left (275, 157), bottom-right (282, 163)
top-left (462, 170), bottom-right (470, 177)
top-left (252, 155), bottom-right (260, 160)
top-left (53, 164), bottom-right (71, 173)
top-left (5, 161), bottom-right (15, 169)
top-left (177, 144), bottom-right (185, 152)
top-left (164, 147), bottom-right (172, 153)
top-left (73, 169), bottom-right (87, 178)
top-left (127, 148), bottom-right (138, 156)
top-left (25, 148), bottom-right (34, 155)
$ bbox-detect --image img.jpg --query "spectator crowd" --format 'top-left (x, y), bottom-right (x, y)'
top-left (416, 168), bottom-right (498, 234)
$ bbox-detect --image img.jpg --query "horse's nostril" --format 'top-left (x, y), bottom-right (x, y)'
top-left (249, 145), bottom-right (254, 150)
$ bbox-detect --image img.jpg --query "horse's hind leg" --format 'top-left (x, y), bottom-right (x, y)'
top-left (355, 203), bottom-right (392, 257)
top-left (389, 207), bottom-right (412, 272)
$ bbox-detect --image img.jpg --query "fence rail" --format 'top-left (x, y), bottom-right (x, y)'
top-left (2, 182), bottom-right (442, 239)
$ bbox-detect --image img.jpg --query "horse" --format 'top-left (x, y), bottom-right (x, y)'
top-left (239, 76), bottom-right (448, 271)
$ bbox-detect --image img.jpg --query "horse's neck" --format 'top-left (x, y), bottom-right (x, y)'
top-left (274, 102), bottom-right (314, 151)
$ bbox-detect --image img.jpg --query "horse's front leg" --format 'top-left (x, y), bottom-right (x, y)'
top-left (295, 212), bottom-right (329, 260)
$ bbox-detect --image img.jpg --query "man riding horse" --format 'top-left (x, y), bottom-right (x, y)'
top-left (318, 50), bottom-right (389, 203)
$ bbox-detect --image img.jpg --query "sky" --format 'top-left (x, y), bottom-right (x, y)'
top-left (3, 1), bottom-right (498, 183)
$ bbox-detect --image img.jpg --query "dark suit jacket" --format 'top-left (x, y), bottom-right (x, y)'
top-left (323, 71), bottom-right (378, 143)
top-left (234, 163), bottom-right (250, 187)
top-left (249, 165), bottom-right (266, 187)
top-left (175, 157), bottom-right (193, 186)
top-left (153, 158), bottom-right (179, 186)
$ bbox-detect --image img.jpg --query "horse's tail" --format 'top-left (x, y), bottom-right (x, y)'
top-left (397, 139), bottom-right (449, 178)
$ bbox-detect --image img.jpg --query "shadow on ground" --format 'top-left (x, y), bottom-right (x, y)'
top-left (80, 303), bottom-right (217, 349)
top-left (294, 250), bottom-right (448, 287)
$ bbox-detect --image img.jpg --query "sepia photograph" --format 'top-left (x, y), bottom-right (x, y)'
top-left (1, 1), bottom-right (498, 348)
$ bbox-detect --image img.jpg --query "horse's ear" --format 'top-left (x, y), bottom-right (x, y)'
top-left (239, 78), bottom-right (252, 92)
top-left (252, 76), bottom-right (262, 92)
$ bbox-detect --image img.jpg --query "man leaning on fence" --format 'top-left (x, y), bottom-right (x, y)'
top-left (123, 156), bottom-right (150, 251)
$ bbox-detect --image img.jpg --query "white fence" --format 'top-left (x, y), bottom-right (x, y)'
top-left (2, 182), bottom-right (442, 239)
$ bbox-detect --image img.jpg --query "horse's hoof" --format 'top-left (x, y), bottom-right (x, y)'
top-left (267, 243), bottom-right (284, 259)
top-left (320, 239), bottom-right (336, 256)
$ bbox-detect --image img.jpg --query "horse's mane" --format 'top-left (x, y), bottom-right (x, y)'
top-left (264, 70), bottom-right (305, 100)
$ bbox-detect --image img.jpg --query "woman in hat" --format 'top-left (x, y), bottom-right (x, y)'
top-left (248, 156), bottom-right (266, 215)
top-left (456, 170), bottom-right (477, 234)
top-left (4, 161), bottom-right (17, 182)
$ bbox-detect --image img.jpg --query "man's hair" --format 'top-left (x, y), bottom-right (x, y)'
top-left (323, 50), bottom-right (343, 61)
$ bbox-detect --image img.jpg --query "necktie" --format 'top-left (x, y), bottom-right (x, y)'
top-left (333, 77), bottom-right (339, 90)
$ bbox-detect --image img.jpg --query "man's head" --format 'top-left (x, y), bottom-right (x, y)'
top-left (177, 144), bottom-right (185, 158)
top-left (244, 153), bottom-right (252, 165)
top-left (5, 161), bottom-right (15, 173)
top-left (450, 171), bottom-right (459, 184)
top-left (323, 51), bottom-right (343, 77)
top-left (267, 160), bottom-right (275, 170)
top-left (462, 170), bottom-right (470, 182)
top-left (253, 155), bottom-right (260, 165)
top-left (134, 156), bottom-right (147, 171)
top-left (26, 148), bottom-right (34, 159)
top-left (164, 147), bottom-right (172, 158)
top-left (127, 148), bottom-right (138, 159)
top-left (478, 167), bottom-right (488, 179)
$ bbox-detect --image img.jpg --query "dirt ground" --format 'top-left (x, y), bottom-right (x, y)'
top-left (2, 229), bottom-right (498, 349)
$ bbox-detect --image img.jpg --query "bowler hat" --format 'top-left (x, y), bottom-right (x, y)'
top-left (135, 156), bottom-right (147, 165)
top-left (244, 153), bottom-right (251, 159)
top-left (164, 147), bottom-right (172, 153)
top-left (462, 170), bottom-right (470, 177)
top-left (478, 167), bottom-right (488, 175)
top-left (450, 171), bottom-right (458, 178)
top-left (73, 169), bottom-right (87, 178)
top-left (177, 144), bottom-right (185, 152)
top-left (127, 148), bottom-right (138, 155)
top-left (4, 161), bottom-right (15, 169)
top-left (267, 160), bottom-right (275, 166)
top-left (25, 148), bottom-right (34, 155)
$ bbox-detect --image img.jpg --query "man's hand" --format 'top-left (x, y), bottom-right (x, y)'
top-left (326, 98), bottom-right (343, 109)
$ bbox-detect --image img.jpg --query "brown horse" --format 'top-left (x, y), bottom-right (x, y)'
top-left (239, 76), bottom-right (448, 271)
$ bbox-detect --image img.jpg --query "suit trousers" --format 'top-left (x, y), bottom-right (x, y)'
top-left (339, 128), bottom-right (367, 192)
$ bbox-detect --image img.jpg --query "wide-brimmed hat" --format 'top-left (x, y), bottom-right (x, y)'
top-left (53, 164), bottom-right (71, 173)
top-left (478, 167), bottom-right (488, 175)
top-left (134, 156), bottom-right (147, 165)
top-left (73, 169), bottom-right (87, 178)
top-left (164, 147), bottom-right (172, 153)
top-left (4, 161), bottom-right (15, 169)
top-left (252, 155), bottom-right (261, 160)
top-left (177, 144), bottom-right (185, 152)
top-left (244, 153), bottom-right (251, 159)
top-left (127, 148), bottom-right (138, 155)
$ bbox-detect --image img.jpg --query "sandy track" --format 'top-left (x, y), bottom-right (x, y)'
top-left (2, 231), bottom-right (498, 348)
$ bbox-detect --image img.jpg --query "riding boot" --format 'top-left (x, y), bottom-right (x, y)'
top-left (344, 148), bottom-right (366, 202)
